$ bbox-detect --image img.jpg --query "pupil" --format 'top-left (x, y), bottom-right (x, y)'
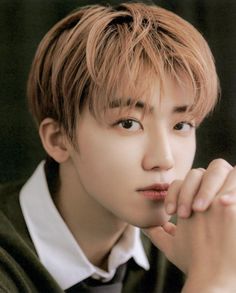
top-left (122, 120), bottom-right (132, 128)
top-left (175, 123), bottom-right (183, 130)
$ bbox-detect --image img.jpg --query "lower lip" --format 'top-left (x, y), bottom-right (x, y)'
top-left (139, 190), bottom-right (167, 201)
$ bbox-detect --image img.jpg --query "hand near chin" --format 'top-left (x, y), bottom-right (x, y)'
top-left (143, 159), bottom-right (236, 292)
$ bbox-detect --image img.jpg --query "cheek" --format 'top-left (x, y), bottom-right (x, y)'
top-left (76, 135), bottom-right (143, 190)
top-left (174, 137), bottom-right (196, 179)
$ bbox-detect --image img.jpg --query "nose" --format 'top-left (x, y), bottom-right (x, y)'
top-left (142, 127), bottom-right (174, 171)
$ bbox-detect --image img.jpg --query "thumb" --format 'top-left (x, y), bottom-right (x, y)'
top-left (142, 226), bottom-right (174, 258)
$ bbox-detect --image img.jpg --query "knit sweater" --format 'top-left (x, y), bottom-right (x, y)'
top-left (0, 182), bottom-right (184, 293)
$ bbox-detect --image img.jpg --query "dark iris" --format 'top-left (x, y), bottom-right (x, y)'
top-left (121, 120), bottom-right (133, 129)
top-left (174, 122), bottom-right (184, 130)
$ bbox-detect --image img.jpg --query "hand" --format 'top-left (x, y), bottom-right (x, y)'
top-left (143, 160), bottom-right (236, 292)
top-left (165, 159), bottom-right (234, 218)
top-left (144, 200), bottom-right (236, 292)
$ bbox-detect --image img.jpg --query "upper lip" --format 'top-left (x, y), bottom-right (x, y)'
top-left (137, 183), bottom-right (170, 191)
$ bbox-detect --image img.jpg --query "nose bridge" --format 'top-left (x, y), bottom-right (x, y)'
top-left (143, 124), bottom-right (174, 171)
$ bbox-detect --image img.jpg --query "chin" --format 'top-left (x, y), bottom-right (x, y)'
top-left (126, 212), bottom-right (171, 229)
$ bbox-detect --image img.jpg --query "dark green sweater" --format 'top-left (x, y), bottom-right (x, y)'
top-left (0, 182), bottom-right (184, 293)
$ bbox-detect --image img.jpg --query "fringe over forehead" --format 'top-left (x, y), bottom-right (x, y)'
top-left (27, 2), bottom-right (219, 142)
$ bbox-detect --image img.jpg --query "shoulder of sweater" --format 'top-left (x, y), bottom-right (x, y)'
top-left (0, 179), bottom-right (37, 252)
top-left (0, 180), bottom-right (25, 214)
top-left (0, 180), bottom-right (25, 197)
top-left (0, 183), bottom-right (63, 292)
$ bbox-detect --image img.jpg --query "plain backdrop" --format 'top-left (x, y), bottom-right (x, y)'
top-left (0, 0), bottom-right (236, 183)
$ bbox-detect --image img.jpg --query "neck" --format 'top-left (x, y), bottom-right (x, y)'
top-left (53, 162), bottom-right (128, 270)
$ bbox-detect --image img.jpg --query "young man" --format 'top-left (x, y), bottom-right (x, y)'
top-left (1, 2), bottom-right (236, 292)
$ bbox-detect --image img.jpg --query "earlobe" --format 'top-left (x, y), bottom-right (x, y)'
top-left (39, 118), bottom-right (69, 163)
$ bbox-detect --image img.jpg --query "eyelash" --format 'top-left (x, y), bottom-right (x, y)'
top-left (113, 118), bottom-right (143, 131)
top-left (112, 118), bottom-right (195, 132)
top-left (174, 121), bottom-right (195, 131)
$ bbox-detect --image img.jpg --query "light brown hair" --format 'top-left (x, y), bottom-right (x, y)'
top-left (27, 2), bottom-right (219, 144)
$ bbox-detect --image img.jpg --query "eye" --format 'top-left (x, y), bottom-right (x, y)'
top-left (116, 119), bottom-right (142, 131)
top-left (174, 121), bottom-right (194, 132)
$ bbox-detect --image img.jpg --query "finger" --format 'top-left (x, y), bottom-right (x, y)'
top-left (217, 166), bottom-right (236, 204)
top-left (220, 193), bottom-right (236, 205)
top-left (177, 168), bottom-right (204, 218)
top-left (217, 165), bottom-right (236, 195)
top-left (142, 226), bottom-right (174, 257)
top-left (162, 222), bottom-right (176, 236)
top-left (165, 180), bottom-right (183, 215)
top-left (192, 159), bottom-right (233, 211)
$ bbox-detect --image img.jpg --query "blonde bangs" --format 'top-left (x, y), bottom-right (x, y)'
top-left (84, 4), bottom-right (219, 124)
top-left (27, 2), bottom-right (219, 144)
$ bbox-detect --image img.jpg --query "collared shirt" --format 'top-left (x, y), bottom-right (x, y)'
top-left (19, 161), bottom-right (150, 290)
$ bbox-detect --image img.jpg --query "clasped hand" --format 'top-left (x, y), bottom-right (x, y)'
top-left (144, 159), bottom-right (236, 292)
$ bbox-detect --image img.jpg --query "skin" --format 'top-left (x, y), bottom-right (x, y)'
top-left (60, 76), bottom-right (196, 229)
top-left (40, 74), bottom-right (196, 268)
top-left (145, 176), bottom-right (236, 292)
top-left (40, 74), bottom-right (236, 291)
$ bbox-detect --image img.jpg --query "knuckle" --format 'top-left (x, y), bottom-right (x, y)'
top-left (186, 168), bottom-right (205, 180)
top-left (196, 167), bottom-right (205, 172)
top-left (213, 197), bottom-right (236, 219)
top-left (190, 168), bottom-right (205, 176)
top-left (208, 158), bottom-right (232, 171)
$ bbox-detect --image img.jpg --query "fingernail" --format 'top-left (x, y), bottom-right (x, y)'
top-left (221, 194), bottom-right (230, 201)
top-left (178, 205), bottom-right (189, 218)
top-left (193, 199), bottom-right (205, 211)
top-left (166, 203), bottom-right (175, 214)
top-left (220, 194), bottom-right (235, 205)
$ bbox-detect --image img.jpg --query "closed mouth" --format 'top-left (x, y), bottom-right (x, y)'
top-left (137, 183), bottom-right (169, 201)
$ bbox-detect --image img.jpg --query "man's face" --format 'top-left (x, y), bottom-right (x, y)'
top-left (66, 76), bottom-right (196, 228)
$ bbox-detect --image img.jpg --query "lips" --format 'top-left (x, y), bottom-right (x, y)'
top-left (137, 183), bottom-right (169, 201)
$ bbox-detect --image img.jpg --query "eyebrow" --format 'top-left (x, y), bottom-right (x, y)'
top-left (109, 98), bottom-right (146, 109)
top-left (172, 105), bottom-right (190, 113)
top-left (109, 98), bottom-right (191, 114)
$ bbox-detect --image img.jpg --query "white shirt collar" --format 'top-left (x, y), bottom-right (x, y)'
top-left (19, 161), bottom-right (149, 290)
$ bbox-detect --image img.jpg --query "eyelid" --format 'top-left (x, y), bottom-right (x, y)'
top-left (112, 117), bottom-right (143, 130)
top-left (178, 120), bottom-right (196, 127)
top-left (112, 116), bottom-right (138, 124)
top-left (174, 121), bottom-right (195, 132)
top-left (183, 121), bottom-right (195, 127)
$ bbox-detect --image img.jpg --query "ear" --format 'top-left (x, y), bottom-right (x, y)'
top-left (39, 118), bottom-right (70, 163)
